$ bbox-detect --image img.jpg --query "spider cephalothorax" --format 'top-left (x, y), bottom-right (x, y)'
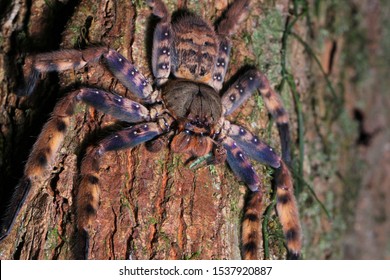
top-left (163, 80), bottom-right (222, 156)
top-left (0, 0), bottom-right (302, 259)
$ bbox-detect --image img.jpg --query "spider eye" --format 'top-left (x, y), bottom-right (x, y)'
top-left (189, 65), bottom-right (197, 74)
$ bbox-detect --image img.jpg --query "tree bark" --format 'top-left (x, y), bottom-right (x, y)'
top-left (1, 0), bottom-right (389, 260)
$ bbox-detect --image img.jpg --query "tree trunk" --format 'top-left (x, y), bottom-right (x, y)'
top-left (0, 0), bottom-right (389, 260)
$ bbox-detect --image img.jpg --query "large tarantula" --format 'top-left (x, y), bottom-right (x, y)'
top-left (0, 0), bottom-right (301, 259)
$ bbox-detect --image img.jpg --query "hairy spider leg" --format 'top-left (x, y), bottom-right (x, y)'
top-left (217, 0), bottom-right (251, 37)
top-left (0, 88), bottom-right (150, 242)
top-left (275, 161), bottom-right (301, 259)
top-left (221, 68), bottom-right (291, 164)
top-left (21, 47), bottom-right (107, 96)
top-left (148, 0), bottom-right (172, 86)
top-left (228, 124), bottom-right (281, 168)
top-left (227, 124), bottom-right (302, 259)
top-left (212, 0), bottom-right (251, 91)
top-left (77, 88), bottom-right (150, 123)
top-left (211, 37), bottom-right (231, 91)
top-left (220, 135), bottom-right (265, 258)
top-left (0, 91), bottom-right (77, 240)
top-left (222, 136), bottom-right (261, 192)
top-left (221, 134), bottom-right (264, 260)
top-left (77, 122), bottom-right (164, 258)
top-left (241, 190), bottom-right (263, 260)
top-left (21, 47), bottom-right (156, 103)
top-left (97, 49), bottom-right (155, 103)
top-left (221, 69), bottom-right (300, 259)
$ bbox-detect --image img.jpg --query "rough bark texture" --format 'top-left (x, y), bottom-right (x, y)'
top-left (0, 0), bottom-right (389, 260)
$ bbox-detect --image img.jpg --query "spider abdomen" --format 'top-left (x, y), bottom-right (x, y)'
top-left (171, 14), bottom-right (218, 83)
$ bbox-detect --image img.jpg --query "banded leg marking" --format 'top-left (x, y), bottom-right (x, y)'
top-left (275, 161), bottom-right (302, 259)
top-left (77, 122), bottom-right (164, 238)
top-left (0, 92), bottom-right (78, 241)
top-left (21, 47), bottom-right (109, 96)
top-left (241, 190), bottom-right (263, 260)
top-left (24, 92), bottom-right (78, 178)
top-left (222, 69), bottom-right (291, 162)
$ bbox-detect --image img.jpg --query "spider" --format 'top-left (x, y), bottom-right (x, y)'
top-left (0, 0), bottom-right (301, 259)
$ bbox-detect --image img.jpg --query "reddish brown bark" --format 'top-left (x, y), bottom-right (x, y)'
top-left (1, 0), bottom-right (389, 260)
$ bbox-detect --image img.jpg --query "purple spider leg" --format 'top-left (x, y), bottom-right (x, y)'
top-left (21, 47), bottom-right (109, 96)
top-left (222, 135), bottom-right (264, 259)
top-left (227, 124), bottom-right (301, 258)
top-left (228, 124), bottom-right (281, 168)
top-left (222, 136), bottom-right (261, 192)
top-left (76, 88), bottom-right (151, 123)
top-left (77, 122), bottom-right (164, 259)
top-left (101, 49), bottom-right (156, 103)
top-left (0, 87), bottom-right (151, 243)
top-left (148, 0), bottom-right (172, 86)
top-left (222, 68), bottom-right (291, 164)
top-left (212, 0), bottom-right (251, 90)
